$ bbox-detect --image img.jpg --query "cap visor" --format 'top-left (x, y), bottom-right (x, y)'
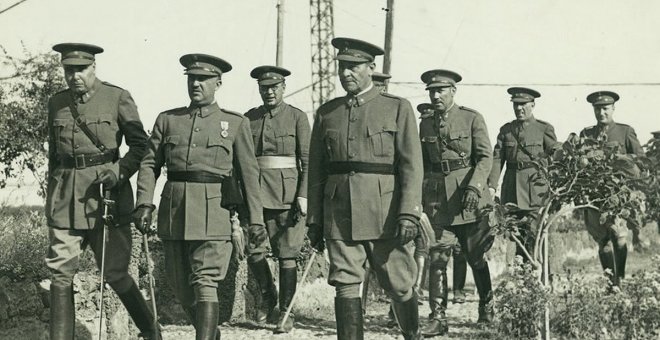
top-left (425, 83), bottom-right (453, 90)
top-left (511, 98), bottom-right (533, 103)
top-left (257, 79), bottom-right (284, 86)
top-left (335, 55), bottom-right (371, 63)
top-left (184, 69), bottom-right (218, 76)
top-left (61, 58), bottom-right (93, 66)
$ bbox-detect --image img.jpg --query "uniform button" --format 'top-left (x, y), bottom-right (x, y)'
top-left (349, 171), bottom-right (355, 176)
top-left (350, 118), bottom-right (357, 122)
top-left (348, 153), bottom-right (355, 158)
top-left (187, 160), bottom-right (193, 165)
top-left (74, 145), bottom-right (79, 149)
top-left (74, 128), bottom-right (80, 133)
top-left (191, 143), bottom-right (197, 148)
top-left (194, 128), bottom-right (200, 132)
top-left (348, 136), bottom-right (355, 141)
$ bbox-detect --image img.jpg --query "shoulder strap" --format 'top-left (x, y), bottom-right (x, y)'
top-left (511, 130), bottom-right (536, 160)
top-left (68, 99), bottom-right (107, 152)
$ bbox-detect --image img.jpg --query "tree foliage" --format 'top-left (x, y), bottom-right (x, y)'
top-left (0, 44), bottom-right (65, 197)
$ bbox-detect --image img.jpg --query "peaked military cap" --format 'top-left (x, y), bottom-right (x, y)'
top-left (586, 91), bottom-right (619, 105)
top-left (507, 87), bottom-right (541, 103)
top-left (417, 103), bottom-right (435, 115)
top-left (421, 69), bottom-right (462, 89)
top-left (372, 72), bottom-right (391, 86)
top-left (250, 65), bottom-right (290, 86)
top-left (52, 43), bottom-right (104, 66)
top-left (180, 53), bottom-right (232, 77)
top-left (332, 37), bottom-right (384, 62)
top-left (652, 130), bottom-right (660, 138)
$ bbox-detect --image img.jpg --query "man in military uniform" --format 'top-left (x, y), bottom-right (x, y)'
top-left (372, 72), bottom-right (391, 92)
top-left (244, 65), bottom-right (310, 333)
top-left (45, 43), bottom-right (157, 339)
top-left (419, 69), bottom-right (495, 336)
top-left (307, 37), bottom-right (424, 340)
top-left (133, 54), bottom-right (265, 340)
top-left (580, 91), bottom-right (644, 285)
top-left (488, 87), bottom-right (560, 261)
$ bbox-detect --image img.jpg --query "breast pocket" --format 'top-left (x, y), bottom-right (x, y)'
top-left (208, 135), bottom-right (232, 168)
top-left (275, 128), bottom-right (296, 155)
top-left (87, 113), bottom-right (117, 146)
top-left (163, 135), bottom-right (180, 165)
top-left (368, 123), bottom-right (397, 157)
top-left (52, 119), bottom-right (71, 150)
top-left (449, 129), bottom-right (471, 156)
top-left (421, 136), bottom-right (442, 163)
top-left (520, 140), bottom-right (543, 159)
top-left (324, 129), bottom-right (340, 160)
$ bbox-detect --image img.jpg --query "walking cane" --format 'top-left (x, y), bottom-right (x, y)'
top-left (98, 183), bottom-right (114, 339)
top-left (141, 222), bottom-right (159, 334)
top-left (278, 251), bottom-right (317, 330)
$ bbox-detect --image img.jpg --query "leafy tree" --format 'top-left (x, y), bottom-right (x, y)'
top-left (0, 44), bottom-right (65, 197)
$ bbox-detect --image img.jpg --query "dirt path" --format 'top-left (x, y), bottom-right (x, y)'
top-left (162, 296), bottom-right (494, 340)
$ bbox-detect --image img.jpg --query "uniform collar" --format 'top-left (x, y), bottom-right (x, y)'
top-left (346, 83), bottom-right (378, 107)
top-left (597, 121), bottom-right (615, 133)
top-left (72, 78), bottom-right (101, 104)
top-left (188, 101), bottom-right (220, 118)
top-left (438, 102), bottom-right (457, 120)
top-left (516, 115), bottom-right (536, 127)
top-left (264, 102), bottom-right (286, 117)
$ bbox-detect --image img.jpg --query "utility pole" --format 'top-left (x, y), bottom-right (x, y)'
top-left (383, 0), bottom-right (394, 92)
top-left (276, 0), bottom-right (285, 66)
top-left (309, 0), bottom-right (336, 113)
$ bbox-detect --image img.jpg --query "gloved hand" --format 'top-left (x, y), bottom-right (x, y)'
top-left (247, 224), bottom-right (268, 247)
top-left (93, 169), bottom-right (118, 188)
top-left (296, 197), bottom-right (308, 216)
top-left (131, 204), bottom-right (155, 235)
top-left (306, 223), bottom-right (325, 252)
top-left (397, 217), bottom-right (419, 245)
top-left (462, 187), bottom-right (480, 212)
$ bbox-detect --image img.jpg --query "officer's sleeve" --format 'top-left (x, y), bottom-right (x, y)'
top-left (233, 117), bottom-right (264, 226)
top-left (114, 90), bottom-right (148, 184)
top-left (625, 126), bottom-right (644, 156)
top-left (468, 113), bottom-right (493, 194)
top-left (487, 129), bottom-right (505, 190)
top-left (395, 99), bottom-right (423, 219)
top-left (542, 123), bottom-right (561, 155)
top-left (306, 112), bottom-right (327, 226)
top-left (46, 98), bottom-right (58, 176)
top-left (295, 109), bottom-right (311, 198)
top-left (135, 114), bottom-right (166, 208)
top-left (578, 128), bottom-right (588, 139)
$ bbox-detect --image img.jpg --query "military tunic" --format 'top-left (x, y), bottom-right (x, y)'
top-left (45, 79), bottom-right (148, 290)
top-left (580, 122), bottom-right (644, 245)
top-left (136, 102), bottom-right (264, 241)
top-left (307, 85), bottom-right (423, 297)
top-left (419, 104), bottom-right (493, 227)
top-left (244, 102), bottom-right (310, 258)
top-left (488, 118), bottom-right (559, 209)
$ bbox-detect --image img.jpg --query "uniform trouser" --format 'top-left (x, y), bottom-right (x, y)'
top-left (584, 208), bottom-right (629, 281)
top-left (248, 208), bottom-right (305, 259)
top-left (46, 224), bottom-right (134, 293)
top-left (327, 238), bottom-right (417, 302)
top-left (163, 240), bottom-right (233, 308)
top-left (451, 241), bottom-right (467, 293)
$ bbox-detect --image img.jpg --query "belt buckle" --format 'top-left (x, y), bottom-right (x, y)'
top-left (440, 160), bottom-right (451, 174)
top-left (74, 154), bottom-right (86, 169)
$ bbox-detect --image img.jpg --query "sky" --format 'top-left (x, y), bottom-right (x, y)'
top-left (1, 0), bottom-right (659, 205)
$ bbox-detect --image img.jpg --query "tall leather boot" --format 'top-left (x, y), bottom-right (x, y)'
top-left (335, 297), bottom-right (364, 340)
top-left (274, 267), bottom-right (297, 333)
top-left (391, 294), bottom-right (422, 340)
top-left (452, 253), bottom-right (467, 304)
top-left (195, 302), bottom-right (219, 340)
top-left (613, 244), bottom-right (628, 283)
top-left (184, 305), bottom-right (221, 340)
top-left (422, 268), bottom-right (448, 336)
top-left (117, 282), bottom-right (161, 340)
top-left (413, 255), bottom-right (426, 300)
top-left (50, 284), bottom-right (75, 340)
top-left (249, 258), bottom-right (278, 323)
top-left (473, 264), bottom-right (494, 323)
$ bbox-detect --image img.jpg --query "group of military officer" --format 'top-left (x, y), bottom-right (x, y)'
top-left (45, 37), bottom-right (646, 340)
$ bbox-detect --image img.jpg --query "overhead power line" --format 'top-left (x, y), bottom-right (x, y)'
top-left (390, 81), bottom-right (660, 87)
top-left (0, 0), bottom-right (28, 15)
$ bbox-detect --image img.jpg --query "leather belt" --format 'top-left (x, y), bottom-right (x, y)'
top-left (257, 156), bottom-right (297, 169)
top-left (511, 161), bottom-right (536, 170)
top-left (58, 149), bottom-right (118, 169)
top-left (167, 171), bottom-right (224, 183)
top-left (431, 159), bottom-right (469, 174)
top-left (327, 161), bottom-right (395, 175)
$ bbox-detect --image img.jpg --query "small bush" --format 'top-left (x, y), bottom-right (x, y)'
top-left (0, 206), bottom-right (50, 281)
